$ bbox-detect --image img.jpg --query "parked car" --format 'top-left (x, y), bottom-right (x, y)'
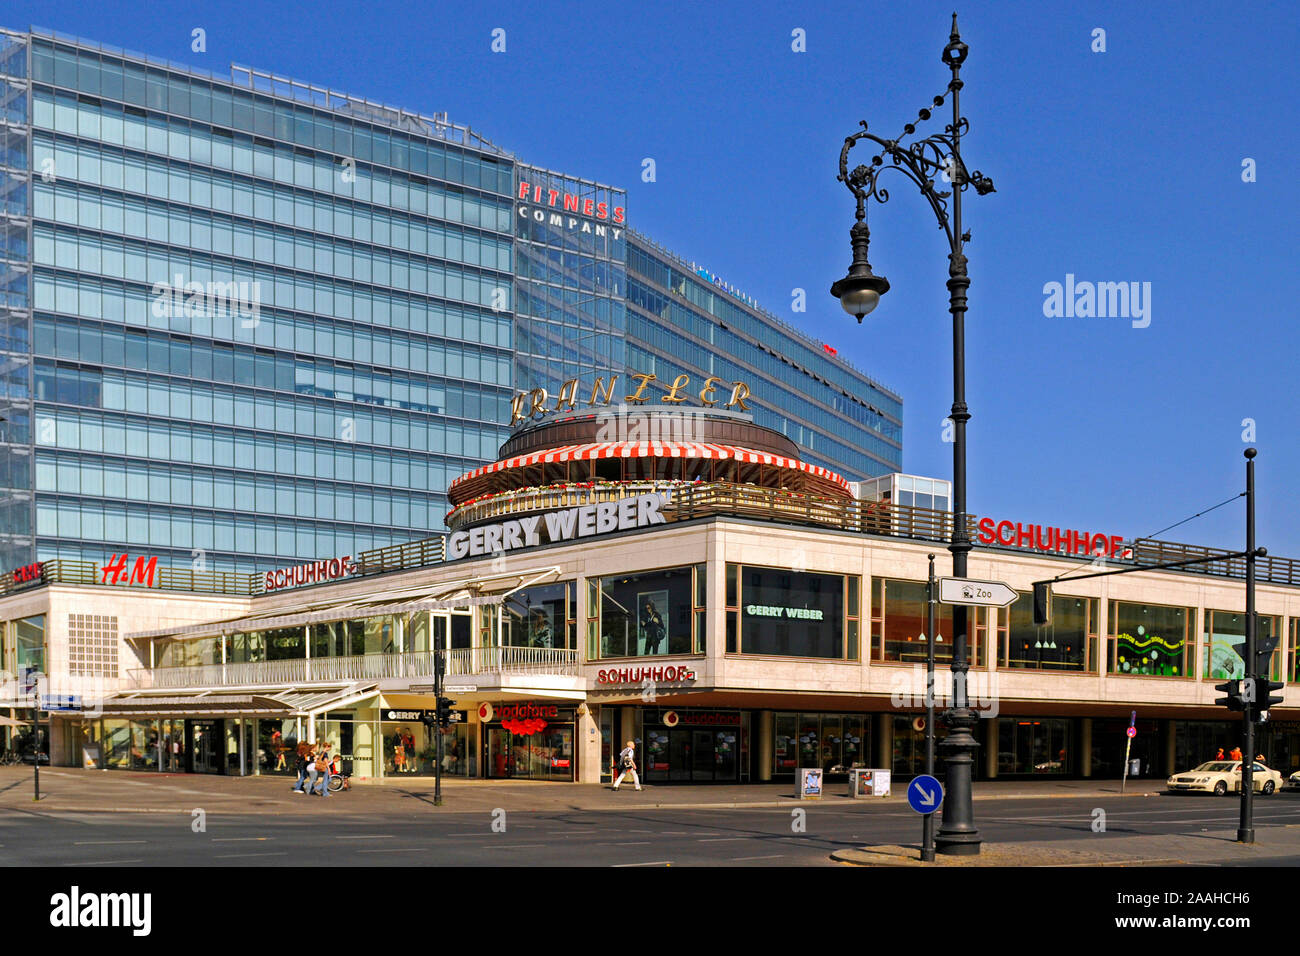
top-left (1285, 770), bottom-right (1300, 792)
top-left (1166, 760), bottom-right (1283, 795)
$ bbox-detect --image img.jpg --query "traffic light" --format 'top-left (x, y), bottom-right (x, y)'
top-left (1215, 679), bottom-right (1244, 712)
top-left (1032, 582), bottom-right (1052, 626)
top-left (436, 696), bottom-right (455, 728)
top-left (1253, 677), bottom-right (1283, 715)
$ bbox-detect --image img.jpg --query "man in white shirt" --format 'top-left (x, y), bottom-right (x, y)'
top-left (612, 739), bottom-right (642, 791)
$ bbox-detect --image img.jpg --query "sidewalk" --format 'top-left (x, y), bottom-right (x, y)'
top-left (0, 766), bottom-right (1166, 815)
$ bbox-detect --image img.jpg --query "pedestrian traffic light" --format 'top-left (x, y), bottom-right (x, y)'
top-left (1032, 582), bottom-right (1052, 626)
top-left (1215, 680), bottom-right (1244, 712)
top-left (436, 696), bottom-right (455, 727)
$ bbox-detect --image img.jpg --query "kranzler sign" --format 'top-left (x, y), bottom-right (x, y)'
top-left (509, 372), bottom-right (753, 426)
top-left (446, 492), bottom-right (669, 560)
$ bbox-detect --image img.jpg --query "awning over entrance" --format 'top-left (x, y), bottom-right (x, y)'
top-left (94, 683), bottom-right (379, 719)
top-left (125, 566), bottom-right (561, 642)
top-left (449, 441), bottom-right (851, 494)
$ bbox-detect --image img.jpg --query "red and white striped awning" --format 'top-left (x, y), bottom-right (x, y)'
top-left (448, 441), bottom-right (850, 493)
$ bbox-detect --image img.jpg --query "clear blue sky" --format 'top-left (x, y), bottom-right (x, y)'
top-left (17, 0), bottom-right (1300, 557)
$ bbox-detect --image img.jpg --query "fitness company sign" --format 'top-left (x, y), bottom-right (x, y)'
top-left (446, 491), bottom-right (669, 560)
top-left (516, 180), bottom-right (626, 239)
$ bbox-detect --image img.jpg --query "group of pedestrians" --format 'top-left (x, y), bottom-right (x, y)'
top-left (291, 739), bottom-right (348, 797)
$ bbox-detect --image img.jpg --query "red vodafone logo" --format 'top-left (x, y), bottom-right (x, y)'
top-left (478, 703), bottom-right (494, 722)
top-left (663, 711), bottom-right (679, 728)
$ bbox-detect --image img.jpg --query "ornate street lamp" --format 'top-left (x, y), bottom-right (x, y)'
top-left (831, 13), bottom-right (995, 856)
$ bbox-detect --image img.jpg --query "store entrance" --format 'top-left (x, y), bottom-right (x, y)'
top-left (486, 726), bottom-right (574, 780)
top-left (187, 719), bottom-right (223, 774)
top-left (643, 722), bottom-right (740, 783)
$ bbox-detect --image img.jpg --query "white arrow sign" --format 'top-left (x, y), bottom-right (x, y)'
top-left (938, 577), bottom-right (1018, 608)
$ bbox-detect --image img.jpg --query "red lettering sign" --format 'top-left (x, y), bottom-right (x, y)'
top-left (974, 519), bottom-right (1130, 558)
top-left (263, 555), bottom-right (356, 591)
top-left (101, 554), bottom-right (158, 587)
top-left (12, 561), bottom-right (43, 584)
top-left (596, 667), bottom-right (696, 685)
top-left (517, 181), bottom-right (625, 224)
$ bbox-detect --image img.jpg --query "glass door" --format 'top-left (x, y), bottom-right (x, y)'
top-left (189, 719), bottom-right (221, 774)
top-left (691, 730), bottom-right (713, 778)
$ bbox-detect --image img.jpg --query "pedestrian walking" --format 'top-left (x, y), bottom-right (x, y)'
top-left (1229, 746), bottom-right (1243, 761)
top-left (291, 742), bottom-right (314, 793)
top-left (1215, 748), bottom-right (1225, 760)
top-left (611, 739), bottom-right (641, 791)
top-left (312, 742), bottom-right (334, 797)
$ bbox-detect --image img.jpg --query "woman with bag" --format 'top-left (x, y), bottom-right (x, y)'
top-left (312, 742), bottom-right (334, 797)
top-left (291, 742), bottom-right (314, 794)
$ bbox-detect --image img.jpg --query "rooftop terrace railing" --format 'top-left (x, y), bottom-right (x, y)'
top-left (5, 484), bottom-right (1299, 598)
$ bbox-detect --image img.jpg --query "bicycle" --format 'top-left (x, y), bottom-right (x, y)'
top-left (0, 750), bottom-right (21, 767)
top-left (327, 771), bottom-right (347, 793)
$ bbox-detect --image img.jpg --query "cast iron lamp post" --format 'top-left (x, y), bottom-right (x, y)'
top-left (831, 14), bottom-right (995, 856)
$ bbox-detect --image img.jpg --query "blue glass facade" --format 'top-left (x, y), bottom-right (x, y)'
top-left (512, 163), bottom-right (626, 398)
top-left (625, 236), bottom-right (903, 480)
top-left (20, 30), bottom-right (515, 573)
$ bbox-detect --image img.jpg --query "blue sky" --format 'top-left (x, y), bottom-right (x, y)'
top-left (15, 0), bottom-right (1299, 557)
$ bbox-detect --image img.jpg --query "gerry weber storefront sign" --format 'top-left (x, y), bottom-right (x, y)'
top-left (446, 491), bottom-right (669, 560)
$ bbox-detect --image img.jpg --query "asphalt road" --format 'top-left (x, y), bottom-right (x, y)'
top-left (5, 792), bottom-right (1300, 867)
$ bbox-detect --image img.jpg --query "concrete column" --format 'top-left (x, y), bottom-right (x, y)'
top-left (577, 705), bottom-right (600, 783)
top-left (985, 717), bottom-right (999, 778)
top-left (619, 706), bottom-right (638, 750)
top-left (353, 713), bottom-right (375, 779)
top-left (875, 713), bottom-right (891, 769)
top-left (1081, 718), bottom-right (1093, 777)
top-left (757, 710), bottom-right (774, 782)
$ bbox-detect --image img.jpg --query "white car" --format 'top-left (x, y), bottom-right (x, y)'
top-left (1166, 760), bottom-right (1283, 796)
top-left (1286, 771), bottom-right (1300, 792)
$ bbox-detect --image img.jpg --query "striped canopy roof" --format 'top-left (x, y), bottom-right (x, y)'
top-left (448, 441), bottom-right (851, 496)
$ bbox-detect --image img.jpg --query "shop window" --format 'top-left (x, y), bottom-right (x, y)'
top-left (1203, 609), bottom-right (1281, 680)
top-left (1290, 618), bottom-right (1300, 684)
top-left (502, 581), bottom-right (576, 649)
top-left (1106, 601), bottom-right (1194, 677)
top-left (871, 578), bottom-right (986, 667)
top-left (998, 594), bottom-right (1097, 673)
top-left (13, 614), bottom-right (46, 674)
top-left (594, 566), bottom-right (697, 659)
top-left (998, 718), bottom-right (1071, 775)
top-left (726, 564), bottom-right (851, 660)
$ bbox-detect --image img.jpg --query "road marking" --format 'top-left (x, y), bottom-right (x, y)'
top-left (613, 860), bottom-right (672, 867)
top-left (73, 840), bottom-right (147, 845)
top-left (732, 855), bottom-right (783, 861)
top-left (699, 837), bottom-right (749, 842)
top-left (64, 859), bottom-right (143, 866)
top-left (481, 844), bottom-right (545, 849)
top-left (357, 847), bottom-right (428, 854)
top-left (213, 851), bottom-right (289, 859)
top-left (211, 837), bottom-right (271, 842)
top-left (335, 835), bottom-right (392, 840)
top-left (596, 841), bottom-right (651, 846)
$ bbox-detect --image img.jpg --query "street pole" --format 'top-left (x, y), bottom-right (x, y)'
top-left (922, 554), bottom-right (937, 862)
top-left (935, 17), bottom-right (981, 857)
top-left (831, 15), bottom-right (994, 856)
top-left (32, 675), bottom-right (40, 802)
top-left (434, 648), bottom-right (444, 808)
top-left (1239, 447), bottom-right (1257, 843)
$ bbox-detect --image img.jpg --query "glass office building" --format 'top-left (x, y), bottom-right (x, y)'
top-left (0, 26), bottom-right (902, 576)
top-left (625, 234), bottom-right (902, 480)
top-left (7, 28), bottom-right (516, 573)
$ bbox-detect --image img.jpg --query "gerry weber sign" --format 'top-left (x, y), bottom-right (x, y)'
top-left (446, 491), bottom-right (669, 560)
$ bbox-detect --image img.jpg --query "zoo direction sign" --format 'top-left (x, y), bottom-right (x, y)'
top-left (938, 577), bottom-right (1018, 608)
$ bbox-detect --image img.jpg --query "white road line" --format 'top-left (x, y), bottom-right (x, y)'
top-left (596, 841), bottom-right (651, 846)
top-left (699, 837), bottom-right (749, 842)
top-left (73, 840), bottom-right (147, 845)
top-left (335, 835), bottom-right (392, 840)
top-left (213, 851), bottom-right (289, 859)
top-left (732, 855), bottom-right (783, 861)
top-left (481, 844), bottom-right (544, 849)
top-left (211, 837), bottom-right (272, 842)
top-left (613, 860), bottom-right (672, 867)
top-left (64, 859), bottom-right (143, 866)
top-left (357, 847), bottom-right (428, 854)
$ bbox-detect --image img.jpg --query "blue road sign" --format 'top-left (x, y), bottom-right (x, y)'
top-left (907, 774), bottom-right (944, 815)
